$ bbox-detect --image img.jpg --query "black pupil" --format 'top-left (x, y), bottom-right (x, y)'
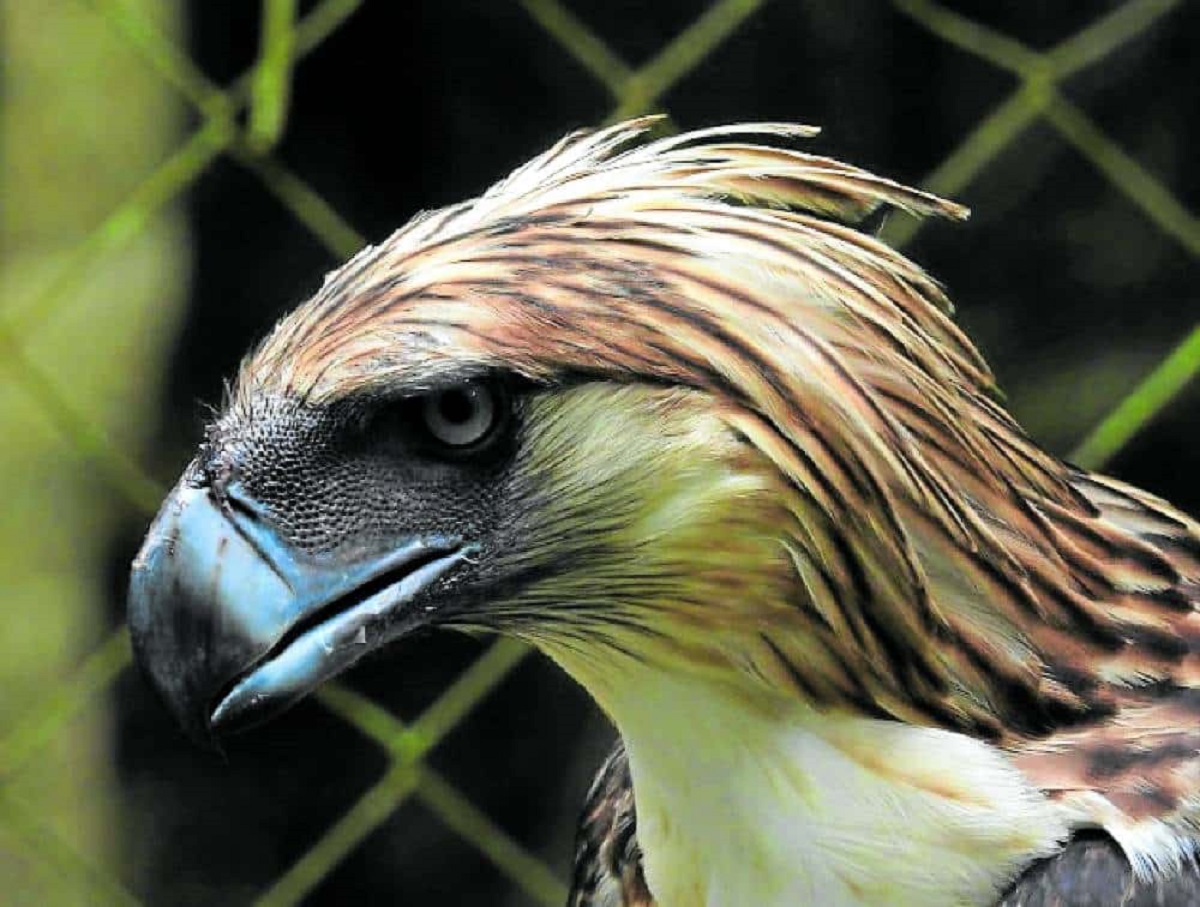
top-left (437, 389), bottom-right (476, 425)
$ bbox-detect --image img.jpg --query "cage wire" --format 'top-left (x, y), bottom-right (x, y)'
top-left (0, 0), bottom-right (1197, 904)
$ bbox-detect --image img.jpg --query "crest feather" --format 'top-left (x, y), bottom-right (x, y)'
top-left (243, 121), bottom-right (1200, 864)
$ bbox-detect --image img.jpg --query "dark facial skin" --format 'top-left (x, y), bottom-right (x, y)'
top-left (128, 378), bottom-right (534, 744)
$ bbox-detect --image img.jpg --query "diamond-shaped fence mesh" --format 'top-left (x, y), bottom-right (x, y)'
top-left (0, 0), bottom-right (1196, 904)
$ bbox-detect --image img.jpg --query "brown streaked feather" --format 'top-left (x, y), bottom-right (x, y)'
top-left (569, 742), bottom-right (654, 907)
top-left (239, 118), bottom-right (1200, 863)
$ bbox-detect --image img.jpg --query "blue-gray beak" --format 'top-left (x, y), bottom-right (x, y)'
top-left (128, 476), bottom-right (471, 744)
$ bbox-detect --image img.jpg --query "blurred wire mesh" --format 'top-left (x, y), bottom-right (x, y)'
top-left (0, 0), bottom-right (1196, 904)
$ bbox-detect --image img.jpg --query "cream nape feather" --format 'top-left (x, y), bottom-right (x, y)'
top-left (503, 383), bottom-right (1071, 907)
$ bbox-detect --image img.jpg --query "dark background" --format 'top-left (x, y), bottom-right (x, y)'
top-left (114, 1), bottom-right (1199, 904)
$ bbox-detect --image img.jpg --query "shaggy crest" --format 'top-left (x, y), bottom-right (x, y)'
top-left (241, 117), bottom-right (1200, 873)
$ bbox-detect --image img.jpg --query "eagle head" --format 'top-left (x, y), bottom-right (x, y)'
top-left (130, 117), bottom-right (975, 743)
top-left (129, 118), bottom-right (1200, 905)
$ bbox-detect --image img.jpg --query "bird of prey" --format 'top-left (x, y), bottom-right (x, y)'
top-left (129, 118), bottom-right (1200, 906)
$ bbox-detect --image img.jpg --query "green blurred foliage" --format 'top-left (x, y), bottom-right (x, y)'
top-left (0, 0), bottom-right (188, 901)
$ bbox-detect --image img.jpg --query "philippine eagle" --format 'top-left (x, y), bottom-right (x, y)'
top-left (130, 119), bottom-right (1200, 906)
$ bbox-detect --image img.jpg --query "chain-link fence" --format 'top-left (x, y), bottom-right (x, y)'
top-left (1, 0), bottom-right (1196, 904)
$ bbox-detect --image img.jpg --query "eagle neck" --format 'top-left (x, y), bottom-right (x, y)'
top-left (553, 653), bottom-right (1068, 907)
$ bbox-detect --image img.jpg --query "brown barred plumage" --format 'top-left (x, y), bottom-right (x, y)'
top-left (569, 743), bottom-right (653, 907)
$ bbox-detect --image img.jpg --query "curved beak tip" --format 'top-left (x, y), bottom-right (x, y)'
top-left (128, 476), bottom-right (475, 747)
top-left (127, 479), bottom-right (294, 745)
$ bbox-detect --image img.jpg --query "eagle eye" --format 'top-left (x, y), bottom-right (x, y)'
top-left (421, 382), bottom-right (502, 450)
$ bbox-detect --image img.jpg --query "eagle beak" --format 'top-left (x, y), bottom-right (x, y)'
top-left (128, 476), bottom-right (473, 745)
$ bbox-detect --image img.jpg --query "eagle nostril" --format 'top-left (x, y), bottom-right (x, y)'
top-left (212, 480), bottom-right (298, 592)
top-left (222, 480), bottom-right (271, 521)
